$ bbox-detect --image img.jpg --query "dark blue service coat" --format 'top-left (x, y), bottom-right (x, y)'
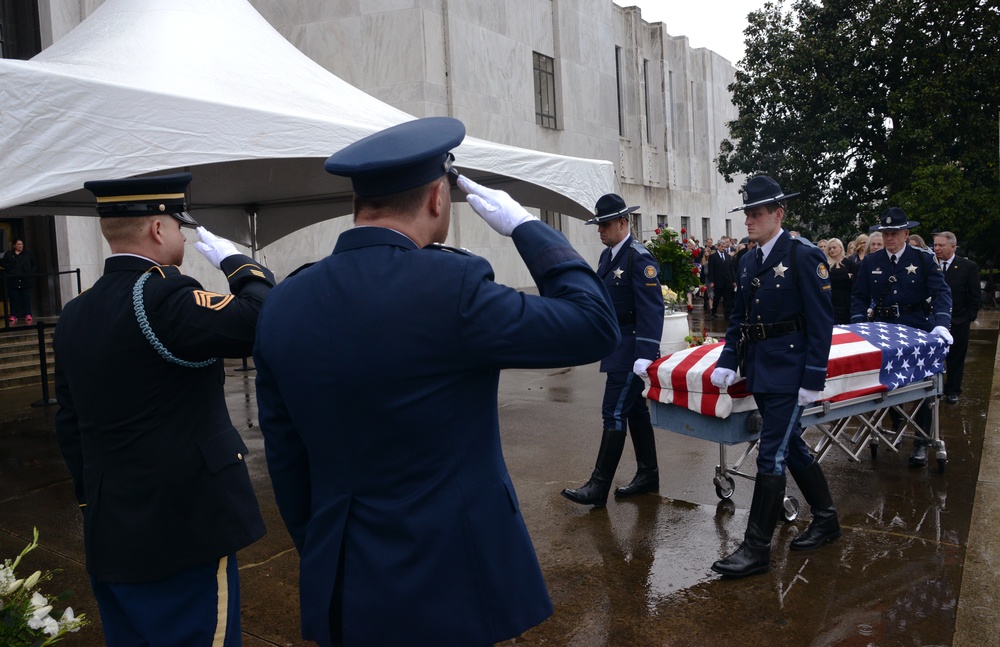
top-left (597, 236), bottom-right (664, 371)
top-left (717, 232), bottom-right (833, 393)
top-left (850, 245), bottom-right (952, 331)
top-left (254, 222), bottom-right (619, 646)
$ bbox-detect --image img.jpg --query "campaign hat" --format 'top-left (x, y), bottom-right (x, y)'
top-left (729, 175), bottom-right (799, 213)
top-left (325, 117), bottom-right (466, 197)
top-left (83, 172), bottom-right (198, 226)
top-left (585, 193), bottom-right (640, 225)
top-left (869, 207), bottom-right (920, 231)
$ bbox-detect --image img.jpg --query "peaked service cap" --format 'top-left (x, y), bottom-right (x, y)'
top-left (83, 172), bottom-right (198, 226)
top-left (869, 207), bottom-right (920, 231)
top-left (325, 117), bottom-right (466, 197)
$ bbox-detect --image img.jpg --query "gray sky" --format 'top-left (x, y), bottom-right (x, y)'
top-left (614, 1), bottom-right (772, 65)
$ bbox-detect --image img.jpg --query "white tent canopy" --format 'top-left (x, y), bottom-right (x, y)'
top-left (0, 0), bottom-right (614, 248)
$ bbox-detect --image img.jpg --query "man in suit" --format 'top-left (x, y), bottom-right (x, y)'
top-left (710, 175), bottom-right (838, 578)
top-left (851, 208), bottom-right (953, 466)
top-left (709, 236), bottom-right (736, 319)
top-left (933, 231), bottom-right (981, 404)
top-left (562, 194), bottom-right (665, 507)
top-left (253, 117), bottom-right (619, 647)
top-left (54, 173), bottom-right (274, 646)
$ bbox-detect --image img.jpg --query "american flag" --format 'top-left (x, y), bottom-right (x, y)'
top-left (645, 323), bottom-right (948, 419)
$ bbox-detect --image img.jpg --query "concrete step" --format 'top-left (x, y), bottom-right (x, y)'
top-left (0, 328), bottom-right (56, 391)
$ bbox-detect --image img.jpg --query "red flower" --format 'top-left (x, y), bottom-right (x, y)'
top-left (655, 228), bottom-right (661, 234)
top-left (681, 227), bottom-right (687, 233)
top-left (692, 268), bottom-right (699, 276)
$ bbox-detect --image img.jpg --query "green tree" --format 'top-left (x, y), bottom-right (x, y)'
top-left (718, 0), bottom-right (1000, 267)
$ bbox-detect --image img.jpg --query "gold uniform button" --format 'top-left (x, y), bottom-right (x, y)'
top-left (237, 453), bottom-right (243, 460)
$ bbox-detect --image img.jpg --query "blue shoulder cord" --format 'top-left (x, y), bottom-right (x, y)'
top-left (133, 272), bottom-right (217, 369)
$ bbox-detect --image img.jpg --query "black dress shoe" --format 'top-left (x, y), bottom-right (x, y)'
top-left (909, 444), bottom-right (928, 467)
top-left (944, 394), bottom-right (959, 405)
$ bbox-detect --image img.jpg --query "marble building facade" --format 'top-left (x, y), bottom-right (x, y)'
top-left (35, 0), bottom-right (743, 295)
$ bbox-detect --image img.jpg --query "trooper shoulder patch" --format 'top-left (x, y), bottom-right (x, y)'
top-left (817, 262), bottom-right (829, 279)
top-left (193, 290), bottom-right (234, 311)
top-left (644, 265), bottom-right (657, 279)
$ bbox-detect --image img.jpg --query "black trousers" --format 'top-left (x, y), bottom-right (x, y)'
top-left (944, 320), bottom-right (972, 396)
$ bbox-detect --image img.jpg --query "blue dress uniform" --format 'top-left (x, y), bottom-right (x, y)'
top-left (850, 207), bottom-right (952, 466)
top-left (253, 118), bottom-right (620, 647)
top-left (562, 193), bottom-right (665, 507)
top-left (54, 173), bottom-right (274, 647)
top-left (711, 176), bottom-right (839, 579)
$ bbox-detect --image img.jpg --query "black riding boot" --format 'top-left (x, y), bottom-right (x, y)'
top-left (789, 460), bottom-right (842, 551)
top-left (562, 428), bottom-right (626, 507)
top-left (711, 473), bottom-right (785, 578)
top-left (615, 414), bottom-right (659, 497)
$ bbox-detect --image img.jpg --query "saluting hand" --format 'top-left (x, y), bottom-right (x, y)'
top-left (194, 227), bottom-right (240, 269)
top-left (458, 176), bottom-right (537, 237)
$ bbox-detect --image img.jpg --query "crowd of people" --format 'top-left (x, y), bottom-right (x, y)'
top-left (47, 116), bottom-right (983, 645)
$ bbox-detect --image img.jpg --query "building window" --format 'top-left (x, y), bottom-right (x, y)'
top-left (701, 218), bottom-right (710, 245)
top-left (540, 210), bottom-right (562, 232)
top-left (615, 47), bottom-right (624, 137)
top-left (726, 219), bottom-right (733, 239)
top-left (681, 216), bottom-right (690, 239)
top-left (533, 52), bottom-right (557, 129)
top-left (643, 59), bottom-right (652, 143)
top-left (0, 0), bottom-right (41, 60)
top-left (629, 212), bottom-right (643, 242)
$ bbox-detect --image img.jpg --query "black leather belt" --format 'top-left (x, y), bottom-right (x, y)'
top-left (873, 304), bottom-right (923, 319)
top-left (740, 319), bottom-right (802, 341)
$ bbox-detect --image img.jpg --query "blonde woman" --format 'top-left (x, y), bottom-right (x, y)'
top-left (848, 233), bottom-right (868, 263)
top-left (825, 238), bottom-right (856, 324)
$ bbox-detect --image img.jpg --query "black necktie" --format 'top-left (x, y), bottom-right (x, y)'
top-left (942, 260), bottom-right (948, 273)
top-left (890, 254), bottom-right (897, 266)
top-left (756, 248), bottom-right (764, 267)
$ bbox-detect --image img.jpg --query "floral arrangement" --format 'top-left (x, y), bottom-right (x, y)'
top-left (1, 529), bottom-right (88, 646)
top-left (645, 227), bottom-right (702, 298)
top-left (660, 286), bottom-right (682, 307)
top-left (685, 328), bottom-right (721, 347)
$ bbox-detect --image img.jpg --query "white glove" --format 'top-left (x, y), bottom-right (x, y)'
top-left (797, 388), bottom-right (822, 407)
top-left (633, 358), bottom-right (653, 378)
top-left (931, 326), bottom-right (954, 345)
top-left (710, 367), bottom-right (736, 389)
top-left (194, 226), bottom-right (239, 269)
top-left (457, 175), bottom-right (537, 236)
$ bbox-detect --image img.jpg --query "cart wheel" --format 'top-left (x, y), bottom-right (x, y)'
top-left (782, 495), bottom-right (799, 523)
top-left (870, 443), bottom-right (878, 461)
top-left (714, 475), bottom-right (736, 500)
top-left (937, 457), bottom-right (946, 474)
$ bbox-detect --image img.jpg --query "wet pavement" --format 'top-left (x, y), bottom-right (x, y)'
top-left (1, 310), bottom-right (997, 646)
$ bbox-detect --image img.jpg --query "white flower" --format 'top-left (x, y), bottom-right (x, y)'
top-left (23, 570), bottom-right (41, 590)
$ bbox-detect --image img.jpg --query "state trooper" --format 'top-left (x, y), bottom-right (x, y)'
top-left (850, 207), bottom-right (953, 466)
top-left (562, 194), bottom-right (665, 507)
top-left (710, 176), bottom-right (839, 578)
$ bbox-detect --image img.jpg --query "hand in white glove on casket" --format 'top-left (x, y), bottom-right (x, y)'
top-left (797, 388), bottom-right (822, 407)
top-left (931, 325), bottom-right (954, 345)
top-left (710, 367), bottom-right (736, 389)
top-left (458, 176), bottom-right (537, 236)
top-left (194, 226), bottom-right (240, 269)
top-left (633, 358), bottom-right (653, 378)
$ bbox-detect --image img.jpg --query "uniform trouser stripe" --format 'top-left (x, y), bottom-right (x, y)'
top-left (212, 556), bottom-right (229, 647)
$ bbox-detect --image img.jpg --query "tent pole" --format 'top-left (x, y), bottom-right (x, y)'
top-left (247, 206), bottom-right (259, 262)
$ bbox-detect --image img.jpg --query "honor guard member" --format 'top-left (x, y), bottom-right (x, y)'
top-left (54, 173), bottom-right (274, 647)
top-left (850, 207), bottom-right (953, 466)
top-left (562, 194), bottom-right (665, 507)
top-left (710, 176), bottom-right (839, 578)
top-left (253, 117), bottom-right (619, 647)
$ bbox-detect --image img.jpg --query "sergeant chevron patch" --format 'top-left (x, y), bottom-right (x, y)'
top-left (193, 290), bottom-right (234, 310)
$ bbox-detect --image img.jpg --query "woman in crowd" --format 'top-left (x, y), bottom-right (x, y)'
top-left (848, 233), bottom-right (868, 264)
top-left (824, 238), bottom-right (856, 324)
top-left (865, 231), bottom-right (884, 256)
top-left (908, 234), bottom-right (929, 249)
top-left (2, 238), bottom-right (36, 324)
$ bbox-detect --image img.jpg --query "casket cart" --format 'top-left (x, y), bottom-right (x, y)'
top-left (646, 324), bottom-right (947, 515)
